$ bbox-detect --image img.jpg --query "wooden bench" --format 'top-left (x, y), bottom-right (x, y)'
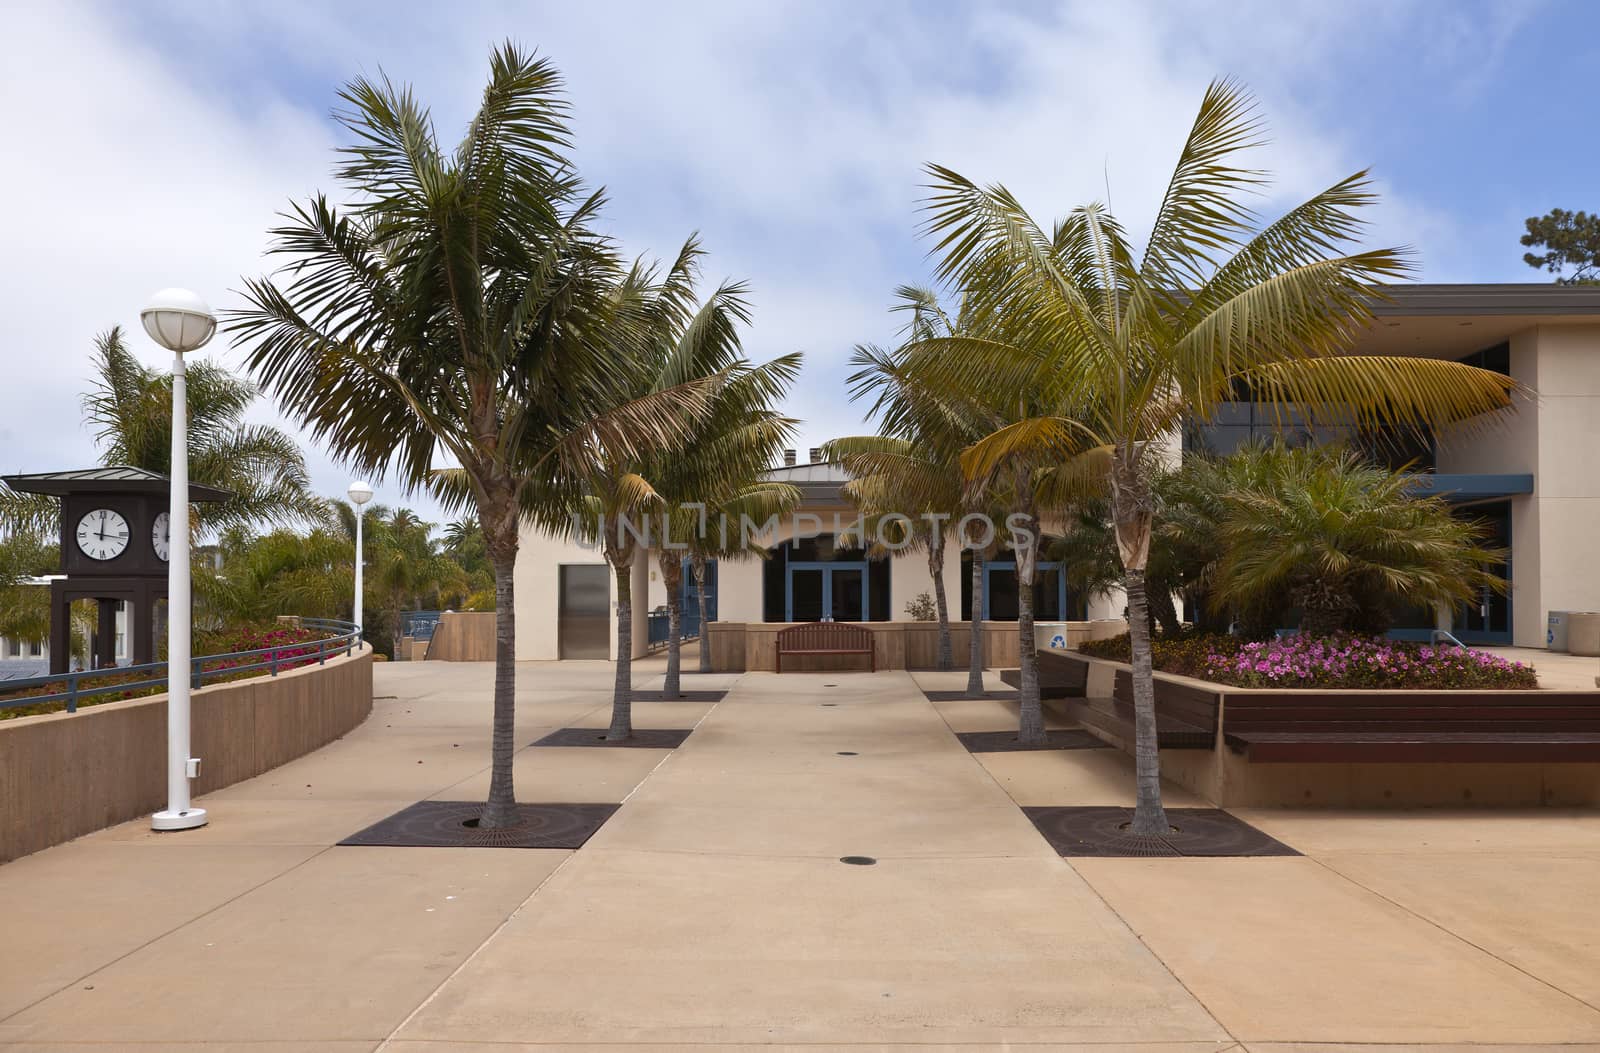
top-left (1221, 691), bottom-right (1600, 762)
top-left (775, 622), bottom-right (875, 673)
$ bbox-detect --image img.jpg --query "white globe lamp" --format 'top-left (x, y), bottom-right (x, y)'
top-left (347, 481), bottom-right (374, 643)
top-left (142, 289), bottom-right (216, 832)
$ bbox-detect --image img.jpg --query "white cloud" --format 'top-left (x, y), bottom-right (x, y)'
top-left (0, 0), bottom-right (1537, 524)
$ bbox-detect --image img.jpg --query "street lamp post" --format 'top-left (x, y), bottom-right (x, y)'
top-left (347, 481), bottom-right (373, 642)
top-left (142, 288), bottom-right (216, 832)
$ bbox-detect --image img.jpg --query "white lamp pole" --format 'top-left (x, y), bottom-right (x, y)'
top-left (142, 288), bottom-right (216, 833)
top-left (347, 481), bottom-right (373, 641)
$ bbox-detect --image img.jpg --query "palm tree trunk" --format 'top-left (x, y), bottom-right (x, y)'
top-left (1016, 555), bottom-right (1043, 744)
top-left (480, 554), bottom-right (518, 829)
top-left (692, 554), bottom-right (712, 673)
top-left (1125, 567), bottom-right (1171, 835)
top-left (1014, 504), bottom-right (1044, 746)
top-left (660, 552), bottom-right (683, 699)
top-left (928, 535), bottom-right (952, 671)
top-left (608, 551), bottom-right (634, 741)
top-left (1149, 582), bottom-right (1181, 636)
top-left (966, 551), bottom-right (985, 696)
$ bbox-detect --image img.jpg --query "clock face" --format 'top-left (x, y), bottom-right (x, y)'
top-left (75, 509), bottom-right (130, 561)
top-left (152, 511), bottom-right (171, 561)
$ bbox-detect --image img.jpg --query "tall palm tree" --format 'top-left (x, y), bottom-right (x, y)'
top-left (828, 287), bottom-right (976, 675)
top-left (560, 239), bottom-right (796, 731)
top-left (679, 481), bottom-right (803, 675)
top-left (230, 45), bottom-right (715, 828)
top-left (647, 362), bottom-right (800, 697)
top-left (908, 79), bottom-right (1519, 834)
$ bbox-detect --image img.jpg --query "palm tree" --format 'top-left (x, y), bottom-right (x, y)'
top-left (82, 328), bottom-right (324, 533)
top-left (908, 79), bottom-right (1519, 834)
top-left (827, 288), bottom-right (975, 674)
top-left (647, 360), bottom-right (800, 697)
top-left (0, 327), bottom-right (322, 541)
top-left (680, 481), bottom-right (803, 675)
top-left (1214, 443), bottom-right (1504, 635)
top-left (230, 45), bottom-right (714, 828)
top-left (560, 239), bottom-right (796, 731)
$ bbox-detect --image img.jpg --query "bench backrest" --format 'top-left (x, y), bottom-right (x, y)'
top-left (776, 621), bottom-right (873, 652)
top-left (1222, 691), bottom-right (1600, 733)
top-left (1112, 669), bottom-right (1221, 733)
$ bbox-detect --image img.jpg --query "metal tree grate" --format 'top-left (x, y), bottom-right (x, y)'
top-left (339, 801), bottom-right (620, 849)
top-left (530, 727), bottom-right (694, 749)
top-left (1023, 806), bottom-right (1300, 858)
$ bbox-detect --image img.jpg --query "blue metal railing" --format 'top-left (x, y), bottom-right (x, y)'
top-left (400, 610), bottom-right (441, 641)
top-left (647, 610), bottom-right (670, 649)
top-left (646, 607), bottom-right (704, 651)
top-left (0, 618), bottom-right (362, 715)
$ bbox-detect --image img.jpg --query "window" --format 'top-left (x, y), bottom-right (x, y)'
top-left (762, 535), bottom-right (890, 622)
top-left (1458, 341), bottom-right (1511, 377)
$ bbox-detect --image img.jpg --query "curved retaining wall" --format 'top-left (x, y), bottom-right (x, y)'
top-left (0, 649), bottom-right (373, 863)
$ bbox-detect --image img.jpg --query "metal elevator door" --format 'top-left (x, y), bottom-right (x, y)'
top-left (559, 564), bottom-right (610, 659)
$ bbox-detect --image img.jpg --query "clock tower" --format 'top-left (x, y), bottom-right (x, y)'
top-left (1, 467), bottom-right (230, 674)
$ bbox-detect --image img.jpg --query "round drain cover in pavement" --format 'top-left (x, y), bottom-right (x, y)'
top-left (839, 855), bottom-right (877, 866)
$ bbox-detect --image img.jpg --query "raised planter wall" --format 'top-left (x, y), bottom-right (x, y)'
top-left (1063, 650), bottom-right (1600, 809)
top-left (0, 649), bottom-right (373, 863)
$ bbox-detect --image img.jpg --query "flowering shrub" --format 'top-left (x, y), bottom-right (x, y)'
top-left (1207, 635), bottom-right (1537, 689)
top-left (1, 622), bottom-right (332, 719)
top-left (1079, 631), bottom-right (1537, 690)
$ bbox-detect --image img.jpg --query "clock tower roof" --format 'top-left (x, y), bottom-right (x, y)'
top-left (2, 465), bottom-right (231, 502)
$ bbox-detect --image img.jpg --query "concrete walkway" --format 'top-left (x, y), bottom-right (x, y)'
top-left (1, 660), bottom-right (1598, 1049)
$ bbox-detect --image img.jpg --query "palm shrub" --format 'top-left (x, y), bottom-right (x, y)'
top-left (1213, 444), bottom-right (1504, 636)
top-left (905, 79), bottom-right (1519, 835)
top-left (231, 45), bottom-right (712, 827)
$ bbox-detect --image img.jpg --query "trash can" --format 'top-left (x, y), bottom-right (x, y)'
top-left (1568, 612), bottom-right (1600, 657)
top-left (1548, 611), bottom-right (1573, 652)
top-left (1034, 622), bottom-right (1072, 653)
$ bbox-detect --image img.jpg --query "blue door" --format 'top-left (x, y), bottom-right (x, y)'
top-left (786, 561), bottom-right (869, 622)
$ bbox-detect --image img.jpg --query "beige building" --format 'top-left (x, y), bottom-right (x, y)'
top-left (515, 284), bottom-right (1600, 657)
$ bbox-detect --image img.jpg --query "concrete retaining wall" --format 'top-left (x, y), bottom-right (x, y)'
top-left (0, 649), bottom-right (373, 863)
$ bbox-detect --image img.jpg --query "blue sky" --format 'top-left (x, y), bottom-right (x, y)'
top-left (2, 0), bottom-right (1592, 524)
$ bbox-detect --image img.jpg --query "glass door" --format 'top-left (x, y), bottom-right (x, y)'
top-left (1456, 501), bottom-right (1512, 644)
top-left (786, 562), bottom-right (869, 622)
top-left (830, 568), bottom-right (865, 622)
top-left (789, 567), bottom-right (825, 622)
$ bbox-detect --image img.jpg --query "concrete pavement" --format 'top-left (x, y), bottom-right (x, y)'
top-left (0, 658), bottom-right (1595, 1049)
